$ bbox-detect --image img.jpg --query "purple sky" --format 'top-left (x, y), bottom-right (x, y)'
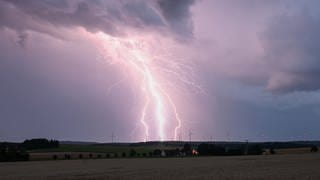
top-left (1, 0), bottom-right (320, 142)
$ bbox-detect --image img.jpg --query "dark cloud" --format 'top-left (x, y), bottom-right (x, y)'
top-left (260, 12), bottom-right (320, 93)
top-left (157, 0), bottom-right (195, 37)
top-left (0, 0), bottom-right (195, 40)
top-left (0, 0), bottom-right (66, 40)
top-left (16, 31), bottom-right (28, 48)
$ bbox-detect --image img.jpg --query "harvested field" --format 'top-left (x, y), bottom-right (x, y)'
top-left (276, 147), bottom-right (312, 154)
top-left (0, 153), bottom-right (319, 180)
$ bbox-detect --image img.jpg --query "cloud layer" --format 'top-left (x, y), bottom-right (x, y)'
top-left (0, 0), bottom-right (194, 42)
top-left (261, 12), bottom-right (320, 93)
top-left (193, 0), bottom-right (320, 93)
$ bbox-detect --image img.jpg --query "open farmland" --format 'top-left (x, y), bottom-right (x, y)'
top-left (28, 144), bottom-right (155, 160)
top-left (28, 143), bottom-right (176, 161)
top-left (0, 153), bottom-right (319, 180)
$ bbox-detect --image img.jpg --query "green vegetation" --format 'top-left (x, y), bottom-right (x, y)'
top-left (3, 139), bottom-right (318, 162)
top-left (23, 139), bottom-right (59, 150)
top-left (29, 144), bottom-right (154, 154)
top-left (0, 143), bottom-right (29, 162)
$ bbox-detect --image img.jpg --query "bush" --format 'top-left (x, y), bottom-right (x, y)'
top-left (153, 149), bottom-right (162, 156)
top-left (148, 152), bottom-right (153, 157)
top-left (269, 147), bottom-right (276, 155)
top-left (0, 143), bottom-right (29, 162)
top-left (53, 154), bottom-right (58, 160)
top-left (197, 144), bottom-right (225, 156)
top-left (247, 145), bottom-right (263, 155)
top-left (183, 144), bottom-right (192, 156)
top-left (311, 146), bottom-right (318, 152)
top-left (22, 139), bottom-right (59, 150)
top-left (122, 152), bottom-right (126, 157)
top-left (64, 154), bottom-right (71, 160)
top-left (130, 149), bottom-right (136, 157)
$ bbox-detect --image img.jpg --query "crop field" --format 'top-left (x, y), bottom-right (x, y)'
top-left (29, 144), bottom-right (154, 153)
top-left (0, 153), bottom-right (319, 180)
top-left (28, 144), bottom-right (162, 160)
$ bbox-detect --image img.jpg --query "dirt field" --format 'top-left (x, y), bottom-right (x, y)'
top-left (0, 153), bottom-right (319, 180)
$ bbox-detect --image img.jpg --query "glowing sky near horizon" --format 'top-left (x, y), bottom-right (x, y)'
top-left (1, 0), bottom-right (320, 142)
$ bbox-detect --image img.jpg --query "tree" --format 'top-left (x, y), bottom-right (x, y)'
top-left (153, 149), bottom-right (162, 156)
top-left (311, 146), bottom-right (318, 152)
top-left (269, 147), bottom-right (276, 155)
top-left (197, 143), bottom-right (229, 156)
top-left (148, 152), bottom-right (153, 157)
top-left (0, 143), bottom-right (29, 162)
top-left (53, 154), bottom-right (58, 160)
top-left (22, 139), bottom-right (59, 150)
top-left (130, 149), bottom-right (137, 157)
top-left (197, 143), bottom-right (211, 156)
top-left (64, 154), bottom-right (71, 160)
top-left (247, 144), bottom-right (263, 155)
top-left (183, 144), bottom-right (192, 156)
top-left (122, 152), bottom-right (126, 157)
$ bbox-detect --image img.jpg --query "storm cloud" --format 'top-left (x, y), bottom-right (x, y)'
top-left (193, 0), bottom-right (320, 93)
top-left (261, 12), bottom-right (320, 93)
top-left (0, 0), bottom-right (195, 41)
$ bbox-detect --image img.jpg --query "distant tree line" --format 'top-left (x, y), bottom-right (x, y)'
top-left (0, 138), bottom-right (59, 162)
top-left (22, 138), bottom-right (59, 150)
top-left (260, 142), bottom-right (314, 149)
top-left (0, 143), bottom-right (29, 162)
top-left (114, 143), bottom-right (264, 158)
top-left (197, 143), bottom-right (263, 156)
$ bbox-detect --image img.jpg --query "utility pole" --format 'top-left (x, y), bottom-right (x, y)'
top-left (227, 130), bottom-right (231, 141)
top-left (245, 139), bottom-right (249, 155)
top-left (188, 130), bottom-right (193, 143)
top-left (111, 131), bottom-right (115, 143)
top-left (145, 135), bottom-right (148, 143)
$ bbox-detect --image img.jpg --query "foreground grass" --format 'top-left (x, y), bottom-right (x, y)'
top-left (0, 153), bottom-right (319, 180)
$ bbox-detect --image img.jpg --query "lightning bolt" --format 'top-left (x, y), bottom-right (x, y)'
top-left (130, 50), bottom-right (167, 141)
top-left (91, 32), bottom-right (201, 141)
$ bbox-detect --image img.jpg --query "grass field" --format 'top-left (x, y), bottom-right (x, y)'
top-left (27, 143), bottom-right (315, 161)
top-left (0, 153), bottom-right (319, 179)
top-left (29, 144), bottom-right (154, 153)
top-left (28, 144), bottom-right (158, 160)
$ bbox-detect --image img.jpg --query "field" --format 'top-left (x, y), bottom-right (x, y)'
top-left (0, 153), bottom-right (319, 180)
top-left (29, 144), bottom-right (153, 153)
top-left (28, 144), bottom-right (162, 160)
